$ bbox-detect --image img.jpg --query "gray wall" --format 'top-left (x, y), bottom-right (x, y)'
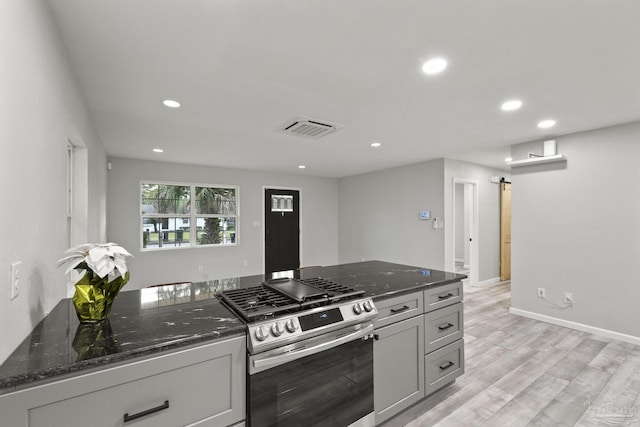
top-left (107, 157), bottom-right (339, 288)
top-left (338, 159), bottom-right (446, 268)
top-left (337, 158), bottom-right (506, 279)
top-left (0, 0), bottom-right (107, 363)
top-left (510, 121), bottom-right (640, 340)
top-left (444, 159), bottom-right (508, 282)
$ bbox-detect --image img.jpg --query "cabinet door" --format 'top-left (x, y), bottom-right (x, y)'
top-left (374, 315), bottom-right (424, 425)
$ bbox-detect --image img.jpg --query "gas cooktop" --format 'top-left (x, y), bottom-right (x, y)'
top-left (218, 277), bottom-right (365, 323)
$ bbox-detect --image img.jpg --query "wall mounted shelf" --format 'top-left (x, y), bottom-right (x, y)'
top-left (507, 154), bottom-right (567, 168)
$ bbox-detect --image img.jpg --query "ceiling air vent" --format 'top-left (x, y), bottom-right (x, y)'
top-left (279, 116), bottom-right (344, 139)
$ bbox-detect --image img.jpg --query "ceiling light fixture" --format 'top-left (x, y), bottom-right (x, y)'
top-left (162, 99), bottom-right (181, 108)
top-left (537, 119), bottom-right (556, 129)
top-left (153, 148), bottom-right (164, 153)
top-left (370, 142), bottom-right (382, 148)
top-left (298, 165), bottom-right (306, 169)
top-left (421, 57), bottom-right (448, 75)
top-left (501, 100), bottom-right (523, 111)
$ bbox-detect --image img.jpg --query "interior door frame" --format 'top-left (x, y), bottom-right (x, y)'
top-left (451, 178), bottom-right (479, 284)
top-left (262, 185), bottom-right (303, 274)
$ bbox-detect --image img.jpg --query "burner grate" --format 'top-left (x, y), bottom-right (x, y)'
top-left (301, 277), bottom-right (364, 300)
top-left (218, 277), bottom-right (364, 323)
top-left (219, 286), bottom-right (300, 322)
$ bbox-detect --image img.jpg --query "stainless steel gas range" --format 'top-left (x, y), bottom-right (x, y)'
top-left (218, 276), bottom-right (378, 427)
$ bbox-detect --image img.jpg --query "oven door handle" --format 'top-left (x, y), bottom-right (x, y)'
top-left (251, 323), bottom-right (374, 373)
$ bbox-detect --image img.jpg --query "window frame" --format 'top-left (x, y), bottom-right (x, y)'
top-left (140, 180), bottom-right (239, 251)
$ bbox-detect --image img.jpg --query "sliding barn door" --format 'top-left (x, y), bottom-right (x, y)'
top-left (500, 181), bottom-right (512, 281)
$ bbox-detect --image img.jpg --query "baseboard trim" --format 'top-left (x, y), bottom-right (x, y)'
top-left (471, 277), bottom-right (501, 287)
top-left (509, 307), bottom-right (640, 346)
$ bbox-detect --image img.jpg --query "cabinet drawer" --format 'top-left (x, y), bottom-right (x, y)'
top-left (425, 339), bottom-right (464, 396)
top-left (425, 302), bottom-right (463, 353)
top-left (424, 281), bottom-right (462, 312)
top-left (28, 338), bottom-right (246, 427)
top-left (373, 292), bottom-right (424, 328)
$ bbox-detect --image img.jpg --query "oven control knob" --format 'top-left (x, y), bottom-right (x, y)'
top-left (271, 322), bottom-right (285, 337)
top-left (285, 319), bottom-right (299, 333)
top-left (353, 303), bottom-right (363, 315)
top-left (363, 300), bottom-right (373, 312)
top-left (255, 326), bottom-right (269, 341)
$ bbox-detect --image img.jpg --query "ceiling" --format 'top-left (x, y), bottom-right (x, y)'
top-left (48, 0), bottom-right (640, 178)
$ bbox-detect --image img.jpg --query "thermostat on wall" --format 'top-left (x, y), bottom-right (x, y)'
top-left (419, 211), bottom-right (431, 220)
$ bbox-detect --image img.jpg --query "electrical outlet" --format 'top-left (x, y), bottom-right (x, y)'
top-left (563, 292), bottom-right (573, 304)
top-left (11, 261), bottom-right (21, 300)
top-left (537, 287), bottom-right (545, 298)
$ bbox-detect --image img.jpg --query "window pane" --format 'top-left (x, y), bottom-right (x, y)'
top-left (195, 187), bottom-right (236, 215)
top-left (142, 217), bottom-right (190, 249)
top-left (142, 183), bottom-right (190, 215)
top-left (271, 194), bottom-right (293, 212)
top-left (196, 217), bottom-right (236, 245)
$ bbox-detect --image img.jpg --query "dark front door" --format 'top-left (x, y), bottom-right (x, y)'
top-left (264, 189), bottom-right (300, 274)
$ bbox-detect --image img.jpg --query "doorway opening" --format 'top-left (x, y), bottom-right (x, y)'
top-left (452, 179), bottom-right (478, 284)
top-left (264, 188), bottom-right (300, 274)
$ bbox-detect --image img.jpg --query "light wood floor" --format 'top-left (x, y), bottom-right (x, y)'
top-left (381, 281), bottom-right (640, 427)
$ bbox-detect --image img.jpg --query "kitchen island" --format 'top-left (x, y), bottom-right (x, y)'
top-left (0, 260), bottom-right (465, 426)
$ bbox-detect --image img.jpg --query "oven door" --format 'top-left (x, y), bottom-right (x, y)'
top-left (248, 322), bottom-right (375, 427)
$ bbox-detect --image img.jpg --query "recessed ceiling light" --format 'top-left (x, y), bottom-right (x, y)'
top-left (153, 148), bottom-right (164, 153)
top-left (298, 165), bottom-right (306, 169)
top-left (505, 157), bottom-right (513, 162)
top-left (537, 119), bottom-right (556, 129)
top-left (370, 142), bottom-right (382, 148)
top-left (162, 99), bottom-right (181, 108)
top-left (421, 57), bottom-right (448, 75)
top-left (501, 100), bottom-right (523, 111)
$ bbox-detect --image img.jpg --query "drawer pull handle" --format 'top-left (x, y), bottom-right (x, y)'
top-left (390, 305), bottom-right (410, 313)
top-left (438, 293), bottom-right (454, 300)
top-left (124, 400), bottom-right (169, 423)
top-left (439, 361), bottom-right (455, 370)
top-left (438, 323), bottom-right (454, 330)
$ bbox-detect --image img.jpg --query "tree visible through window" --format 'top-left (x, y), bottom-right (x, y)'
top-left (141, 182), bottom-right (238, 250)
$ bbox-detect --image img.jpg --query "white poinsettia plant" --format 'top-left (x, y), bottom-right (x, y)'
top-left (58, 243), bottom-right (133, 286)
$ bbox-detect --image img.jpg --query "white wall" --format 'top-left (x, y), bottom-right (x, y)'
top-left (338, 159), bottom-right (446, 268)
top-left (510, 121), bottom-right (640, 342)
top-left (444, 159), bottom-right (508, 282)
top-left (106, 157), bottom-right (338, 288)
top-left (0, 0), bottom-right (107, 363)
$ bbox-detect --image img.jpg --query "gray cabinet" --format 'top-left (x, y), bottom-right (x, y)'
top-left (0, 336), bottom-right (246, 427)
top-left (373, 281), bottom-right (465, 425)
top-left (373, 292), bottom-right (425, 424)
top-left (374, 315), bottom-right (425, 424)
top-left (424, 282), bottom-right (465, 397)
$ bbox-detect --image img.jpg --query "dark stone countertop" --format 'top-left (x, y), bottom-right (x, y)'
top-left (0, 260), bottom-right (465, 394)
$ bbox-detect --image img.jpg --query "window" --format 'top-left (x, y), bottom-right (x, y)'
top-left (141, 182), bottom-right (238, 250)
